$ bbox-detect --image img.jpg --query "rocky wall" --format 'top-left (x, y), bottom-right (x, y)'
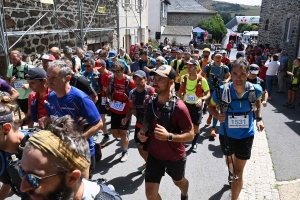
top-left (258, 0), bottom-right (300, 59)
top-left (2, 0), bottom-right (118, 59)
top-left (167, 13), bottom-right (215, 27)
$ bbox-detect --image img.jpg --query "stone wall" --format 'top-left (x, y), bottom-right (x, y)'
top-left (2, 0), bottom-right (117, 58)
top-left (258, 0), bottom-right (300, 59)
top-left (167, 13), bottom-right (215, 27)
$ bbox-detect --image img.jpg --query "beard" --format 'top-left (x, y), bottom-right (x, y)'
top-left (27, 176), bottom-right (74, 200)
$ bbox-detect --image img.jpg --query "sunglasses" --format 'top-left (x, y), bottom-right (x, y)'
top-left (17, 164), bottom-right (61, 188)
top-left (112, 70), bottom-right (122, 73)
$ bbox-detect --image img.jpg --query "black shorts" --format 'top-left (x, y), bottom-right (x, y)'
top-left (89, 154), bottom-right (96, 179)
top-left (185, 103), bottom-right (202, 126)
top-left (145, 154), bottom-right (187, 183)
top-left (175, 82), bottom-right (180, 92)
top-left (219, 135), bottom-right (254, 160)
top-left (289, 84), bottom-right (299, 92)
top-left (111, 112), bottom-right (131, 130)
top-left (134, 127), bottom-right (149, 151)
top-left (96, 94), bottom-right (109, 115)
top-left (16, 98), bottom-right (28, 114)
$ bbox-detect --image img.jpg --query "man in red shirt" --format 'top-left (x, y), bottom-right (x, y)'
top-left (221, 50), bottom-right (231, 66)
top-left (138, 65), bottom-right (193, 200)
top-left (226, 42), bottom-right (232, 58)
top-left (21, 67), bottom-right (49, 127)
top-left (107, 60), bottom-right (135, 162)
top-left (95, 59), bottom-right (112, 147)
top-left (122, 70), bottom-right (155, 173)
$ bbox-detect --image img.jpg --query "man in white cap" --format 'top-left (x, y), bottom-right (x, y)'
top-left (41, 54), bottom-right (55, 71)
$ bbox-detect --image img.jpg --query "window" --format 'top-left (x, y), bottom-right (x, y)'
top-left (284, 18), bottom-right (292, 42)
top-left (122, 0), bottom-right (131, 7)
top-left (265, 19), bottom-right (269, 31)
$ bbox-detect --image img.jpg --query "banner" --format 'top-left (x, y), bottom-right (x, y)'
top-left (98, 6), bottom-right (105, 14)
top-left (236, 16), bottom-right (260, 24)
top-left (40, 0), bottom-right (54, 4)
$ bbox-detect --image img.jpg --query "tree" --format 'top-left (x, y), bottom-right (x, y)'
top-left (220, 12), bottom-right (232, 24)
top-left (199, 14), bottom-right (227, 43)
top-left (237, 23), bottom-right (260, 32)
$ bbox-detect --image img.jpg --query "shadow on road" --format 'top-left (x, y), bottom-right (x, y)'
top-left (106, 171), bottom-right (144, 196)
top-left (208, 144), bottom-right (223, 158)
top-left (208, 184), bottom-right (231, 200)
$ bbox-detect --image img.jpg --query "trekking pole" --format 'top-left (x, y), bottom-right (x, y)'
top-left (211, 73), bottom-right (238, 183)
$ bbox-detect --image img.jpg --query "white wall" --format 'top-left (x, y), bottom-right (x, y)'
top-left (148, 0), bottom-right (161, 39)
top-left (161, 35), bottom-right (192, 46)
top-left (119, 0), bottom-right (149, 52)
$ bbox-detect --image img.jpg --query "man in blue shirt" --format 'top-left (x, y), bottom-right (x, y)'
top-left (130, 52), bottom-right (140, 74)
top-left (81, 58), bottom-right (100, 93)
top-left (209, 58), bottom-right (264, 200)
top-left (139, 50), bottom-right (156, 78)
top-left (277, 50), bottom-right (288, 93)
top-left (107, 50), bottom-right (131, 75)
top-left (46, 60), bottom-right (103, 179)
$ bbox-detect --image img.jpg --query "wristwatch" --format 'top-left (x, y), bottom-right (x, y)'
top-left (167, 133), bottom-right (173, 141)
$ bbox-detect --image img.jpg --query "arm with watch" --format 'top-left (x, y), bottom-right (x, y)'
top-left (154, 124), bottom-right (193, 142)
top-left (255, 101), bottom-right (264, 132)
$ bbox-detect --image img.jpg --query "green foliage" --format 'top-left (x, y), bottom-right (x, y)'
top-left (199, 14), bottom-right (227, 43)
top-left (237, 23), bottom-right (259, 33)
top-left (219, 12), bottom-right (232, 24)
top-left (212, 2), bottom-right (246, 12)
top-left (149, 38), bottom-right (158, 49)
top-left (171, 37), bottom-right (177, 46)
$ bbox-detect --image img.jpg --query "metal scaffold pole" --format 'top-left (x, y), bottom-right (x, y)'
top-left (78, 0), bottom-right (84, 49)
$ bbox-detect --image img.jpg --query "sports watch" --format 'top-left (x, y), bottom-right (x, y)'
top-left (167, 133), bottom-right (173, 141)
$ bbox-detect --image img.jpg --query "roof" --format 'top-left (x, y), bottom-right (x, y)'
top-left (162, 26), bottom-right (193, 36)
top-left (168, 0), bottom-right (215, 13)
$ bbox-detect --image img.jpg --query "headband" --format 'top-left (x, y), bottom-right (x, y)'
top-left (0, 112), bottom-right (13, 125)
top-left (28, 130), bottom-right (90, 172)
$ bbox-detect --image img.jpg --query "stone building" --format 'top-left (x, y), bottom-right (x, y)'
top-left (0, 0), bottom-right (148, 76)
top-left (167, 0), bottom-right (216, 27)
top-left (258, 0), bottom-right (300, 59)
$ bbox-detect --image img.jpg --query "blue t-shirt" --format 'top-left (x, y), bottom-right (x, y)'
top-left (47, 87), bottom-right (101, 156)
top-left (130, 62), bottom-right (140, 73)
top-left (279, 56), bottom-right (288, 72)
top-left (211, 82), bottom-right (262, 139)
top-left (203, 63), bottom-right (229, 90)
top-left (108, 59), bottom-right (130, 74)
top-left (139, 58), bottom-right (156, 78)
top-left (81, 71), bottom-right (100, 92)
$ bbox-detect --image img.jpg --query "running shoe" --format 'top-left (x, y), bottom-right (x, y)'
top-left (192, 144), bottom-right (198, 153)
top-left (93, 132), bottom-right (100, 142)
top-left (206, 115), bottom-right (212, 125)
top-left (181, 193), bottom-right (188, 200)
top-left (283, 102), bottom-right (291, 107)
top-left (287, 104), bottom-right (295, 109)
top-left (120, 152), bottom-right (129, 162)
top-left (100, 135), bottom-right (110, 146)
top-left (138, 164), bottom-right (147, 174)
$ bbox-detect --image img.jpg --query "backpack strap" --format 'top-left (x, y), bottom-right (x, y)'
top-left (139, 60), bottom-right (143, 70)
top-left (178, 60), bottom-right (185, 71)
top-left (220, 83), bottom-right (232, 113)
top-left (125, 75), bottom-right (131, 95)
top-left (94, 182), bottom-right (122, 200)
top-left (247, 82), bottom-right (257, 111)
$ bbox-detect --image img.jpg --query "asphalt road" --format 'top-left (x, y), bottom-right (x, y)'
top-left (7, 49), bottom-right (300, 199)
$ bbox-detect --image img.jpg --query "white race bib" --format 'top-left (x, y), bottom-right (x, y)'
top-left (186, 94), bottom-right (197, 103)
top-left (14, 80), bottom-right (23, 89)
top-left (101, 97), bottom-right (107, 105)
top-left (110, 101), bottom-right (126, 111)
top-left (228, 115), bottom-right (249, 129)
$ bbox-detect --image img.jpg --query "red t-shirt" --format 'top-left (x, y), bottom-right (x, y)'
top-left (27, 88), bottom-right (50, 121)
top-left (108, 75), bottom-right (135, 114)
top-left (221, 57), bottom-right (230, 65)
top-left (148, 99), bottom-right (193, 162)
top-left (99, 72), bottom-right (110, 96)
top-left (259, 65), bottom-right (267, 80)
top-left (227, 43), bottom-right (232, 51)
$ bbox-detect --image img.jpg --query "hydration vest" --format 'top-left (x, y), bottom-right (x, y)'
top-left (139, 58), bottom-right (154, 70)
top-left (206, 63), bottom-right (227, 79)
top-left (145, 94), bottom-right (180, 134)
top-left (30, 90), bottom-right (50, 122)
top-left (220, 82), bottom-right (257, 115)
top-left (83, 71), bottom-right (100, 89)
top-left (130, 86), bottom-right (152, 125)
top-left (180, 74), bottom-right (203, 98)
top-left (12, 64), bottom-right (29, 79)
top-left (108, 75), bottom-right (131, 100)
top-left (93, 179), bottom-right (122, 200)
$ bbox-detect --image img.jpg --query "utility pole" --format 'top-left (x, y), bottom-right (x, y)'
top-left (77, 0), bottom-right (84, 49)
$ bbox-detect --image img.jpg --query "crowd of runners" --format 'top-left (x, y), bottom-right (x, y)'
top-left (0, 39), bottom-right (298, 200)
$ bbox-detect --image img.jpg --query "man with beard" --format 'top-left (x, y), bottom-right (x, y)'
top-left (40, 54), bottom-right (55, 71)
top-left (6, 50), bottom-right (34, 115)
top-left (46, 60), bottom-right (103, 178)
top-left (138, 65), bottom-right (193, 200)
top-left (19, 115), bottom-right (121, 199)
top-left (122, 70), bottom-right (155, 174)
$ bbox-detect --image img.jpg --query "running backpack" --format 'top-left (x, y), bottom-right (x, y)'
top-left (139, 58), bottom-right (154, 70)
top-left (206, 63), bottom-right (227, 78)
top-left (220, 82), bottom-right (257, 114)
top-left (108, 75), bottom-right (131, 99)
top-left (180, 74), bottom-right (203, 98)
top-left (12, 64), bottom-right (29, 79)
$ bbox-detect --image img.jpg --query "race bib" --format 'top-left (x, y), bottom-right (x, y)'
top-left (186, 94), bottom-right (197, 103)
top-left (14, 80), bottom-right (23, 89)
top-left (110, 101), bottom-right (126, 111)
top-left (101, 97), bottom-right (107, 105)
top-left (228, 115), bottom-right (249, 129)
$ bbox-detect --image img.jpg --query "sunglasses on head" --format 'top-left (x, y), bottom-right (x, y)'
top-left (250, 67), bottom-right (259, 71)
top-left (112, 70), bottom-right (121, 73)
top-left (17, 163), bottom-right (62, 189)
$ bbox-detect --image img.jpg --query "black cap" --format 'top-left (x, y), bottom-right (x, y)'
top-left (133, 70), bottom-right (147, 78)
top-left (25, 67), bottom-right (47, 80)
top-left (186, 59), bottom-right (197, 66)
top-left (236, 52), bottom-right (245, 59)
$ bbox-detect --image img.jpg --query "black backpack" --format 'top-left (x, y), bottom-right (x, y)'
top-left (12, 64), bottom-right (29, 79)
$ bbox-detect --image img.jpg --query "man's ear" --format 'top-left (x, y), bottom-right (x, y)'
top-left (65, 170), bottom-right (81, 187)
top-left (2, 123), bottom-right (12, 135)
top-left (65, 75), bottom-right (72, 82)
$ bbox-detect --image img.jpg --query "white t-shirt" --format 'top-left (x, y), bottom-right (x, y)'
top-left (82, 179), bottom-right (100, 200)
top-left (266, 61), bottom-right (280, 76)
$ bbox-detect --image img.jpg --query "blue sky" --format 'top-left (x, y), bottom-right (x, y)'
top-left (214, 0), bottom-right (262, 6)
